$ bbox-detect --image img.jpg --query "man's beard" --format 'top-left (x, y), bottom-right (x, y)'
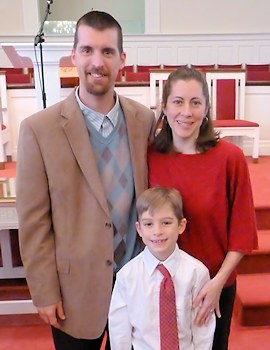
top-left (86, 81), bottom-right (111, 96)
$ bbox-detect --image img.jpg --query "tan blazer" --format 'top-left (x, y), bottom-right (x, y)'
top-left (16, 91), bottom-right (155, 339)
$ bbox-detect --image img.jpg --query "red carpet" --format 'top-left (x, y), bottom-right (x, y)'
top-left (229, 156), bottom-right (270, 349)
top-left (1, 159), bottom-right (270, 349)
top-left (0, 161), bottom-right (16, 178)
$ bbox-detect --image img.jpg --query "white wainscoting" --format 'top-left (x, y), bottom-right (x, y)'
top-left (123, 33), bottom-right (270, 66)
top-left (2, 32), bottom-right (270, 108)
top-left (2, 32), bottom-right (269, 65)
top-left (6, 84), bottom-right (270, 160)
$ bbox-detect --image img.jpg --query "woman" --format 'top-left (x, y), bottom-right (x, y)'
top-left (148, 67), bottom-right (258, 350)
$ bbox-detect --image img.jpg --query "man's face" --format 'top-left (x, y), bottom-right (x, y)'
top-left (71, 25), bottom-right (126, 97)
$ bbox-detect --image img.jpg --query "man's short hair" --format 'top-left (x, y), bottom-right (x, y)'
top-left (73, 10), bottom-right (123, 53)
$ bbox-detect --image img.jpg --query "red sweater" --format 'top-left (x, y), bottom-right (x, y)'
top-left (148, 140), bottom-right (258, 287)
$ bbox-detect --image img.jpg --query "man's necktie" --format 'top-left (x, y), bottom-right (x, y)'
top-left (157, 264), bottom-right (180, 350)
top-left (100, 116), bottom-right (113, 137)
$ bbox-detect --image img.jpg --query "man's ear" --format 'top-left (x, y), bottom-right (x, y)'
top-left (119, 51), bottom-right (126, 70)
top-left (71, 48), bottom-right (76, 66)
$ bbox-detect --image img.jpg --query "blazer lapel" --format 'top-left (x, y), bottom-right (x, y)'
top-left (119, 96), bottom-right (148, 197)
top-left (60, 93), bottom-right (109, 216)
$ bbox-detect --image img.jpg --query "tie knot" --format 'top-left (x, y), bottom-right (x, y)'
top-left (100, 116), bottom-right (113, 137)
top-left (157, 264), bottom-right (171, 278)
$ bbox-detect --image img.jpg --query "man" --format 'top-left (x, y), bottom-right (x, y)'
top-left (16, 11), bottom-right (155, 350)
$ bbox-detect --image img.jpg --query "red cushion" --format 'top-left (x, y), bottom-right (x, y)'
top-left (217, 64), bottom-right (242, 69)
top-left (125, 71), bottom-right (150, 82)
top-left (1, 124), bottom-right (7, 130)
top-left (60, 77), bottom-right (79, 87)
top-left (247, 71), bottom-right (270, 82)
top-left (213, 120), bottom-right (259, 127)
top-left (137, 65), bottom-right (161, 72)
top-left (122, 65), bottom-right (134, 73)
top-left (191, 64), bottom-right (215, 71)
top-left (6, 73), bottom-right (31, 84)
top-left (246, 64), bottom-right (269, 71)
top-left (216, 80), bottom-right (236, 120)
top-left (163, 65), bottom-right (187, 69)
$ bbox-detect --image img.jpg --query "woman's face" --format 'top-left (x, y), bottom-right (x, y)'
top-left (163, 78), bottom-right (208, 150)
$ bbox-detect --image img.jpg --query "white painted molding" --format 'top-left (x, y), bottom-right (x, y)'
top-left (145, 0), bottom-right (161, 34)
top-left (0, 300), bottom-right (37, 314)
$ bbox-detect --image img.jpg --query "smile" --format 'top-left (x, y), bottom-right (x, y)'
top-left (89, 73), bottom-right (105, 78)
top-left (150, 239), bottom-right (167, 243)
top-left (176, 120), bottom-right (193, 125)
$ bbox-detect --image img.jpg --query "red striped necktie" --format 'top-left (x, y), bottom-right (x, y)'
top-left (157, 264), bottom-right (180, 350)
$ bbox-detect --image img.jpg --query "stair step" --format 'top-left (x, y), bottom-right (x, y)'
top-left (0, 279), bottom-right (30, 300)
top-left (238, 230), bottom-right (270, 274)
top-left (0, 314), bottom-right (43, 327)
top-left (234, 273), bottom-right (270, 326)
top-left (255, 207), bottom-right (270, 230)
top-left (0, 278), bottom-right (42, 327)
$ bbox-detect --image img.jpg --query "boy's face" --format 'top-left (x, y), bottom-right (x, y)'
top-left (136, 203), bottom-right (186, 261)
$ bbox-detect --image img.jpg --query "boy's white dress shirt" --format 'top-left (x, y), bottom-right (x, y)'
top-left (109, 245), bottom-right (215, 350)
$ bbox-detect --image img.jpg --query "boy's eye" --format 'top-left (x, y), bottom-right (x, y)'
top-left (163, 221), bottom-right (172, 225)
top-left (143, 222), bottom-right (153, 227)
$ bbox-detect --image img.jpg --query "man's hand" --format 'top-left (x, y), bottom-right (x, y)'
top-left (37, 301), bottom-right (66, 329)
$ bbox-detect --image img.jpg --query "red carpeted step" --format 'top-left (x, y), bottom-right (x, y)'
top-left (238, 230), bottom-right (270, 274)
top-left (0, 278), bottom-right (30, 300)
top-left (0, 279), bottom-right (41, 327)
top-left (256, 207), bottom-right (270, 230)
top-left (234, 273), bottom-right (270, 326)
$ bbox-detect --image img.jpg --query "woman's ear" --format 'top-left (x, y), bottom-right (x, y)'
top-left (205, 103), bottom-right (210, 118)
top-left (161, 102), bottom-right (166, 115)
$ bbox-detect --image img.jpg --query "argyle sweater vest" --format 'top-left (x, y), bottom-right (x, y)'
top-left (86, 110), bottom-right (140, 271)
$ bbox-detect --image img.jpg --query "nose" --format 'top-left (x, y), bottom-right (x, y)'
top-left (153, 223), bottom-right (163, 236)
top-left (180, 102), bottom-right (192, 116)
top-left (91, 51), bottom-right (104, 68)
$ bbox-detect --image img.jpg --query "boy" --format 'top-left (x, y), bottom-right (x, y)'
top-left (109, 186), bottom-right (215, 349)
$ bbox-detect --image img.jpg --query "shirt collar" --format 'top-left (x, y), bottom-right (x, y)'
top-left (75, 87), bottom-right (120, 130)
top-left (142, 245), bottom-right (180, 277)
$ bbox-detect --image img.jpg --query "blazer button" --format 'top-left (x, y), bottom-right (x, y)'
top-left (105, 222), bottom-right (112, 228)
top-left (106, 259), bottom-right (113, 266)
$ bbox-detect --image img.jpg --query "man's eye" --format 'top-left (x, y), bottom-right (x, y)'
top-left (104, 49), bottom-right (114, 56)
top-left (81, 47), bottom-right (91, 54)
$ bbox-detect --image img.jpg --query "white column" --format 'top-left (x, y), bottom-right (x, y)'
top-left (22, 0), bottom-right (40, 35)
top-left (3, 43), bottom-right (73, 110)
top-left (144, 0), bottom-right (161, 34)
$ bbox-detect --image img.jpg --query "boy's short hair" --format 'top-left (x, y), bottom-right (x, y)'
top-left (136, 186), bottom-right (184, 223)
top-left (73, 10), bottom-right (123, 53)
